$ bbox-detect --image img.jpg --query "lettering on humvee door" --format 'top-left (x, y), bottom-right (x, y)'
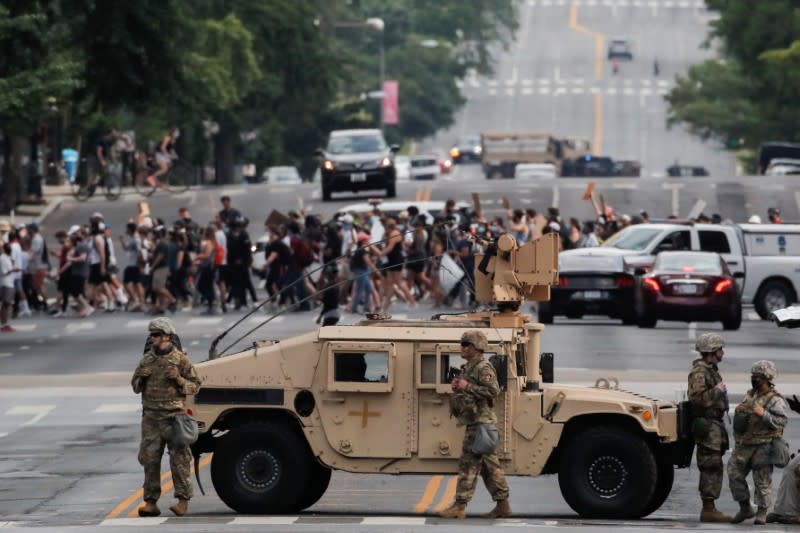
top-left (415, 343), bottom-right (507, 460)
top-left (317, 342), bottom-right (412, 458)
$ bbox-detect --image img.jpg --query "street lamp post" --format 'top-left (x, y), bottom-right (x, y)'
top-left (365, 18), bottom-right (385, 132)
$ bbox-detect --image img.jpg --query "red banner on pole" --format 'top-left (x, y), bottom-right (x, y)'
top-left (382, 80), bottom-right (399, 125)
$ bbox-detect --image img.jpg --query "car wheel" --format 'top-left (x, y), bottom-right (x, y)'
top-left (537, 301), bottom-right (554, 324)
top-left (722, 300), bottom-right (742, 330)
top-left (754, 280), bottom-right (795, 320)
top-left (386, 183), bottom-right (396, 198)
top-left (637, 314), bottom-right (657, 328)
top-left (210, 423), bottom-right (311, 514)
top-left (558, 426), bottom-right (657, 518)
top-left (321, 185), bottom-right (331, 202)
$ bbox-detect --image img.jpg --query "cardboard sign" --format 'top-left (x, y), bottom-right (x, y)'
top-left (471, 192), bottom-right (482, 214)
top-left (265, 209), bottom-right (290, 228)
top-left (686, 199), bottom-right (707, 221)
top-left (501, 196), bottom-right (510, 210)
top-left (582, 181), bottom-right (595, 201)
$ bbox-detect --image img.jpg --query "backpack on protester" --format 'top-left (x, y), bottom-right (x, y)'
top-left (291, 236), bottom-right (314, 268)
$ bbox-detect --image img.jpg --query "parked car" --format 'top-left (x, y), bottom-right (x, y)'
top-left (264, 166), bottom-right (302, 185)
top-left (536, 250), bottom-right (637, 324)
top-left (765, 158), bottom-right (800, 176)
top-left (449, 134), bottom-right (482, 163)
top-left (515, 163), bottom-right (557, 179)
top-left (667, 164), bottom-right (709, 177)
top-left (634, 251), bottom-right (743, 330)
top-left (410, 154), bottom-right (440, 180)
top-left (316, 129), bottom-right (398, 201)
top-left (335, 200), bottom-right (470, 227)
top-left (607, 39), bottom-right (633, 60)
top-left (562, 155), bottom-right (615, 177)
top-left (758, 142), bottom-right (800, 174)
top-left (395, 155), bottom-right (411, 181)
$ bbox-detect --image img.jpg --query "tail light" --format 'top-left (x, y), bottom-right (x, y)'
top-left (557, 275), bottom-right (568, 287)
top-left (643, 278), bottom-right (660, 292)
top-left (615, 275), bottom-right (634, 288)
top-left (714, 279), bottom-right (733, 293)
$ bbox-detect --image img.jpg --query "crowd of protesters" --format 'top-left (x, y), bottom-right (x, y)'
top-left (0, 190), bottom-right (783, 333)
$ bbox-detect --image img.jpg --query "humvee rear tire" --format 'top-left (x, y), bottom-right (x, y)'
top-left (210, 424), bottom-right (311, 514)
top-left (641, 451), bottom-right (674, 517)
top-left (558, 426), bottom-right (657, 518)
top-left (296, 461), bottom-right (332, 510)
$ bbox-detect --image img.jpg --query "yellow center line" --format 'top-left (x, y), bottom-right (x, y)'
top-left (107, 454), bottom-right (213, 520)
top-left (568, 4), bottom-right (605, 82)
top-left (412, 475), bottom-right (444, 513)
top-left (593, 92), bottom-right (603, 156)
top-left (433, 475), bottom-right (458, 512)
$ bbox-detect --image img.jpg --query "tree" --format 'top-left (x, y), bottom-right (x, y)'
top-left (666, 0), bottom-right (800, 165)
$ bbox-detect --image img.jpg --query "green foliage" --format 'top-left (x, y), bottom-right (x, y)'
top-left (666, 1), bottom-right (800, 153)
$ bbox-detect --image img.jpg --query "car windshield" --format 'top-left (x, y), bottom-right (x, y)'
top-left (328, 134), bottom-right (387, 154)
top-left (457, 135), bottom-right (480, 146)
top-left (603, 226), bottom-right (663, 250)
top-left (656, 253), bottom-right (721, 274)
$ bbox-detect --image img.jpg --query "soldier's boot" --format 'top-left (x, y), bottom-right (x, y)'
top-left (730, 500), bottom-right (756, 524)
top-left (700, 499), bottom-right (732, 523)
top-left (754, 506), bottom-right (768, 525)
top-left (169, 499), bottom-right (189, 517)
top-left (766, 512), bottom-right (781, 523)
top-left (485, 499), bottom-right (512, 519)
top-left (137, 500), bottom-right (160, 517)
top-left (438, 502), bottom-right (466, 519)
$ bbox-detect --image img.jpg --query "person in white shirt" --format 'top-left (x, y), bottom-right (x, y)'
top-left (214, 219), bottom-right (228, 313)
top-left (0, 242), bottom-right (18, 332)
top-left (9, 230), bottom-right (31, 317)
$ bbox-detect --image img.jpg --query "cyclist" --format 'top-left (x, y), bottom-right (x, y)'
top-left (94, 129), bottom-right (117, 186)
top-left (146, 127), bottom-right (180, 189)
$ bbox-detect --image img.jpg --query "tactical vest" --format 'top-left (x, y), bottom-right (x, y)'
top-left (688, 360), bottom-right (728, 419)
top-left (140, 347), bottom-right (188, 414)
top-left (450, 358), bottom-right (497, 426)
top-left (735, 389), bottom-right (784, 446)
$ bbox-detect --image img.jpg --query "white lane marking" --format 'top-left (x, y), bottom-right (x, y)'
top-left (0, 353), bottom-right (11, 358)
top-left (19, 346), bottom-right (29, 350)
top-left (688, 322), bottom-right (697, 341)
top-left (488, 80), bottom-right (498, 87)
top-left (362, 517), bottom-right (428, 525)
top-left (5, 405), bottom-right (56, 426)
top-left (572, 88), bottom-right (584, 94)
top-left (612, 183), bottom-right (638, 190)
top-left (747, 311), bottom-right (760, 321)
top-left (607, 87), bottom-right (618, 95)
top-left (795, 191), bottom-right (800, 215)
top-left (65, 322), bottom-right (96, 335)
top-left (505, 66), bottom-right (518, 86)
top-left (538, 78), bottom-right (550, 85)
top-left (100, 518), bottom-right (167, 526)
top-left (658, 80), bottom-right (670, 87)
top-left (522, 87), bottom-right (534, 95)
top-left (190, 340), bottom-right (200, 346)
top-left (522, 79), bottom-right (533, 85)
top-left (11, 324), bottom-right (35, 332)
top-left (248, 316), bottom-right (285, 325)
top-left (231, 517), bottom-right (299, 525)
top-left (554, 87), bottom-right (567, 95)
top-left (590, 87), bottom-right (600, 94)
top-left (641, 79), bottom-right (651, 86)
top-left (310, 189), bottom-right (321, 200)
top-left (488, 88), bottom-right (497, 96)
top-left (552, 184), bottom-right (560, 208)
top-left (125, 319), bottom-right (151, 329)
top-left (505, 88), bottom-right (515, 96)
top-left (624, 87), bottom-right (635, 95)
top-left (187, 317), bottom-right (223, 326)
top-left (93, 403), bottom-right (140, 414)
top-left (640, 88), bottom-right (652, 95)
top-left (760, 184), bottom-right (785, 191)
top-left (539, 87), bottom-right (551, 95)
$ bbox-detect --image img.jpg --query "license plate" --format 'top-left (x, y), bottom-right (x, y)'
top-left (350, 172), bottom-right (366, 182)
top-left (583, 290), bottom-right (604, 299)
top-left (674, 284), bottom-right (697, 295)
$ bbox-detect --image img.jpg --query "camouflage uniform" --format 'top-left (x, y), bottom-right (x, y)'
top-left (451, 335), bottom-right (509, 506)
top-left (132, 319), bottom-right (201, 505)
top-left (688, 358), bottom-right (729, 500)
top-left (728, 360), bottom-right (787, 522)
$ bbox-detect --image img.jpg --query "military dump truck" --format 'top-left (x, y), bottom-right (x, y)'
top-left (481, 132), bottom-right (563, 178)
top-left (188, 233), bottom-right (693, 518)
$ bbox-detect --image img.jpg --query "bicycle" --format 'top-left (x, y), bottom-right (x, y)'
top-left (70, 161), bottom-right (122, 202)
top-left (133, 155), bottom-right (194, 197)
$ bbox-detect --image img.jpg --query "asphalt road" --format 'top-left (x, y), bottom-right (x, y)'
top-left (5, 1), bottom-right (800, 531)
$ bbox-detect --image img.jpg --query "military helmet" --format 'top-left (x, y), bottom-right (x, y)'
top-left (751, 360), bottom-right (777, 381)
top-left (148, 317), bottom-right (177, 336)
top-left (461, 331), bottom-right (488, 352)
top-left (695, 333), bottom-right (725, 354)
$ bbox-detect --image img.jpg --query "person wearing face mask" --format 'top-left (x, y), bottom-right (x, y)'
top-left (688, 333), bottom-right (732, 522)
top-left (728, 360), bottom-right (788, 525)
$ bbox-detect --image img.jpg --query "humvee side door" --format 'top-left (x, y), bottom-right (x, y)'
top-left (316, 341), bottom-right (413, 458)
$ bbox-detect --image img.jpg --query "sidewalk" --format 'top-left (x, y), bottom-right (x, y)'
top-left (2, 183), bottom-right (72, 227)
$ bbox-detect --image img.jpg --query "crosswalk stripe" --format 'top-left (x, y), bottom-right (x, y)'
top-left (187, 317), bottom-right (223, 326)
top-left (100, 518), bottom-right (166, 527)
top-left (93, 403), bottom-right (140, 414)
top-left (125, 320), bottom-right (151, 329)
top-left (231, 517), bottom-right (299, 525)
top-left (11, 324), bottom-right (36, 332)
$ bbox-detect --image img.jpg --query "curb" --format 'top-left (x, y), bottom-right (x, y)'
top-left (36, 196), bottom-right (65, 225)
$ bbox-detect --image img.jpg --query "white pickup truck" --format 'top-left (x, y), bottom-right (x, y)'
top-left (573, 222), bottom-right (800, 319)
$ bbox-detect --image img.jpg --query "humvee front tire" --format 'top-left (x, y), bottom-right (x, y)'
top-left (297, 460), bottom-right (332, 510)
top-left (641, 451), bottom-right (674, 517)
top-left (558, 426), bottom-right (657, 518)
top-left (210, 423), bottom-right (311, 514)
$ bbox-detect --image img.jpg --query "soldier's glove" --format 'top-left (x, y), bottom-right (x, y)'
top-left (787, 395), bottom-right (800, 415)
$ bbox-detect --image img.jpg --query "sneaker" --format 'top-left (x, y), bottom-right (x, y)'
top-left (51, 310), bottom-right (64, 318)
top-left (1, 325), bottom-right (16, 332)
top-left (18, 310), bottom-right (32, 318)
top-left (79, 306), bottom-right (95, 318)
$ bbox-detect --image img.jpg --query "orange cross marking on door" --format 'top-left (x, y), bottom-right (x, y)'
top-left (348, 400), bottom-right (381, 428)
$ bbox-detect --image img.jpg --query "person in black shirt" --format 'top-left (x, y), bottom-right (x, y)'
top-left (261, 230), bottom-right (291, 310)
top-left (226, 217), bottom-right (252, 310)
top-left (315, 267), bottom-right (341, 326)
top-left (218, 196), bottom-right (241, 230)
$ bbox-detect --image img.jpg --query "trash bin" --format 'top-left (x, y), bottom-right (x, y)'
top-left (62, 148), bottom-right (78, 183)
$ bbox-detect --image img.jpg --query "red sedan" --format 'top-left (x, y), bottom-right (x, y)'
top-left (635, 251), bottom-right (743, 330)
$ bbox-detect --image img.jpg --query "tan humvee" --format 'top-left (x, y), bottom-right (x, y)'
top-left (188, 233), bottom-right (692, 518)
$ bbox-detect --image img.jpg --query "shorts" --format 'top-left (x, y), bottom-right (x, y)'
top-left (88, 264), bottom-right (109, 285)
top-left (217, 265), bottom-right (231, 286)
top-left (68, 275), bottom-right (86, 298)
top-left (406, 259), bottom-right (425, 274)
top-left (155, 152), bottom-right (173, 165)
top-left (151, 267), bottom-right (169, 291)
top-left (123, 266), bottom-right (141, 285)
top-left (0, 286), bottom-right (14, 305)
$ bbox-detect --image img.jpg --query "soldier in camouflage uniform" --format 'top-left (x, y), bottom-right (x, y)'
top-left (132, 317), bottom-right (201, 517)
top-left (438, 331), bottom-right (511, 520)
top-left (688, 333), bottom-right (732, 522)
top-left (728, 360), bottom-right (788, 525)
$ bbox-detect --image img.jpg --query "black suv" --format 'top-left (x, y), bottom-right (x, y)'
top-left (317, 129), bottom-right (398, 201)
